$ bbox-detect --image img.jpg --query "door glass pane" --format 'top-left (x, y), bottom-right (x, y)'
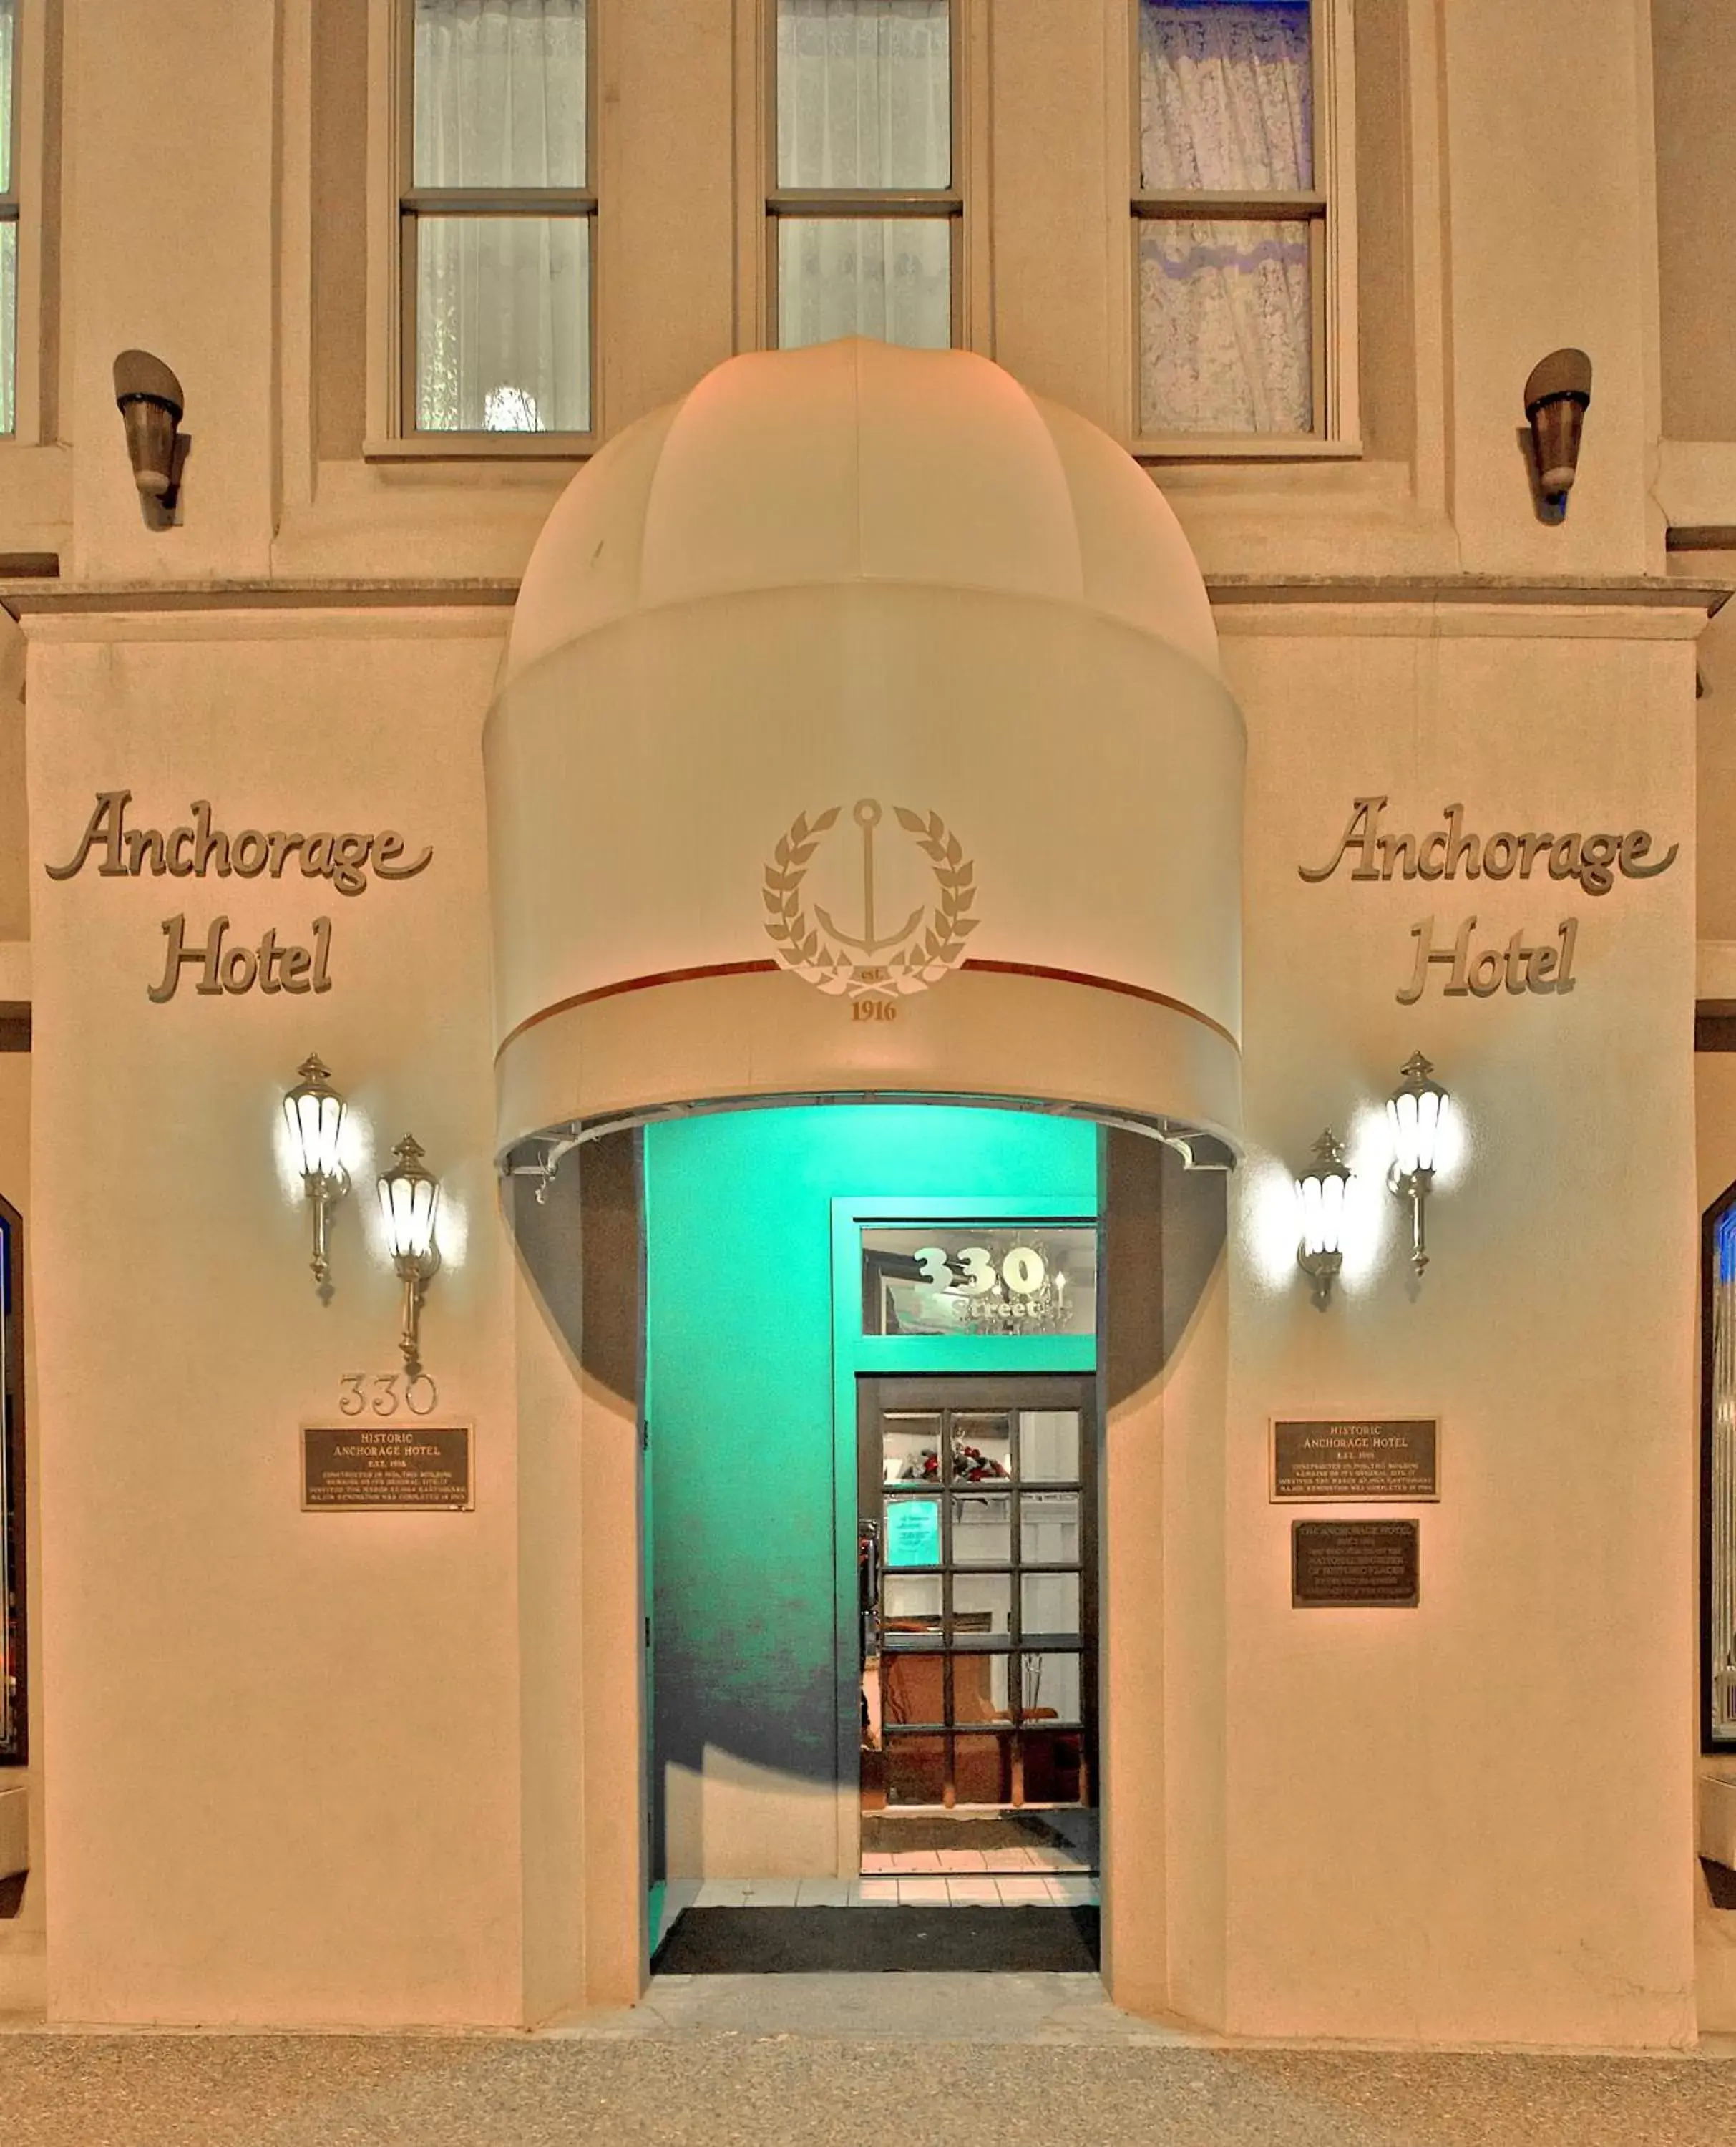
top-left (882, 1653), bottom-right (945, 1725)
top-left (1019, 1652), bottom-right (1082, 1725)
top-left (416, 214), bottom-right (590, 432)
top-left (881, 1411), bottom-right (941, 1484)
top-left (950, 1489), bottom-right (1010, 1564)
top-left (951, 1413), bottom-right (1012, 1484)
top-left (777, 0), bottom-right (951, 189)
top-left (1138, 218), bottom-right (1311, 435)
top-left (777, 216), bottom-right (951, 351)
top-left (414, 0), bottom-right (588, 189)
top-left (884, 1494), bottom-right (941, 1567)
top-left (1020, 1572), bottom-right (1081, 1642)
top-left (886, 1733), bottom-right (946, 1804)
top-left (1021, 1491), bottom-right (1080, 1564)
top-left (1138, 1), bottom-right (1312, 193)
top-left (1021, 1727), bottom-right (1084, 1804)
top-left (882, 1574), bottom-right (941, 1640)
top-left (951, 1572), bottom-right (1011, 1647)
top-left (1018, 1411), bottom-right (1080, 1484)
top-left (953, 1733), bottom-right (1013, 1806)
top-left (951, 1647), bottom-right (1009, 1725)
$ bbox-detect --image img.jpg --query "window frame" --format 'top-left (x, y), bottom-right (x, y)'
top-left (366, 0), bottom-right (600, 460)
top-left (764, 0), bottom-right (967, 354)
top-left (0, 1195), bottom-right (24, 1768)
top-left (1126, 0), bottom-right (1359, 460)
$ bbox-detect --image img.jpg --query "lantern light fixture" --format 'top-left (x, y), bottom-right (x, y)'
top-left (283, 1054), bottom-right (348, 1287)
top-left (1387, 1050), bottom-right (1450, 1276)
top-left (378, 1134), bottom-right (442, 1378)
top-left (1296, 1129), bottom-right (1352, 1308)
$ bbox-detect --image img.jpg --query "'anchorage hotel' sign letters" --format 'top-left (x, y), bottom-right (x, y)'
top-left (44, 790), bottom-right (434, 1002)
top-left (1300, 795), bottom-right (1679, 1004)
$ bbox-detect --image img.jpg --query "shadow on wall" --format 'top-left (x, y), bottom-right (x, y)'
top-left (505, 1129), bottom-right (641, 1404)
top-left (1103, 1132), bottom-right (1229, 1410)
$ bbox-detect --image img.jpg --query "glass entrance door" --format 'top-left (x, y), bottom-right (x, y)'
top-left (858, 1375), bottom-right (1095, 1814)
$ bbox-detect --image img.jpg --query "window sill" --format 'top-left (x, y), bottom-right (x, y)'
top-left (1133, 436), bottom-right (1364, 464)
top-left (362, 434), bottom-right (596, 464)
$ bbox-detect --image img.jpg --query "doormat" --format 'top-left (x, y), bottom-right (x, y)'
top-left (652, 1905), bottom-right (1099, 1975)
top-left (861, 1813), bottom-right (1084, 1854)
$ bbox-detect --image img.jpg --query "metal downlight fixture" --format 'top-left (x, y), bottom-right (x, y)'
top-left (1387, 1051), bottom-right (1450, 1277)
top-left (378, 1134), bottom-right (442, 1378)
top-left (283, 1054), bottom-right (348, 1287)
top-left (1296, 1129), bottom-right (1352, 1308)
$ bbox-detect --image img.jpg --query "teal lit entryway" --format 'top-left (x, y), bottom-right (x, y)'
top-left (642, 1103), bottom-right (1098, 1957)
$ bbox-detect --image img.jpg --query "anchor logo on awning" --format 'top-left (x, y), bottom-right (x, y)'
top-left (762, 797), bottom-right (980, 1000)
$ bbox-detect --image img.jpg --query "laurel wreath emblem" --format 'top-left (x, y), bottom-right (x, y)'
top-left (762, 802), bottom-right (980, 999)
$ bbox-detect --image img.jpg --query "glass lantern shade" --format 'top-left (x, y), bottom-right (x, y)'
top-left (1388, 1052), bottom-right (1448, 1177)
top-left (379, 1139), bottom-right (439, 1263)
top-left (283, 1056), bottom-right (345, 1182)
top-left (1299, 1164), bottom-right (1347, 1257)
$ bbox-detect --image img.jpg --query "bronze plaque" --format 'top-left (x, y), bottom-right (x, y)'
top-left (1271, 1418), bottom-right (1439, 1503)
top-left (301, 1424), bottom-right (473, 1512)
top-left (1292, 1519), bottom-right (1419, 1608)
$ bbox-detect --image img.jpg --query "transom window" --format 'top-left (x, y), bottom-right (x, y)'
top-left (1133, 0), bottom-right (1346, 444)
top-left (401, 0), bottom-right (592, 437)
top-left (771, 0), bottom-right (959, 352)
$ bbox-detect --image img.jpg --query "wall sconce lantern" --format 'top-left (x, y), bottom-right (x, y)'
top-left (1387, 1051), bottom-right (1450, 1276)
top-left (1296, 1129), bottom-right (1352, 1308)
top-left (1523, 347), bottom-right (1592, 511)
top-left (113, 349), bottom-right (185, 503)
top-left (378, 1134), bottom-right (441, 1378)
top-left (283, 1054), bottom-right (348, 1287)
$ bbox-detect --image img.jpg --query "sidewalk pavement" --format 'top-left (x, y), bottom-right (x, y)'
top-left (4, 1974), bottom-right (1735, 2146)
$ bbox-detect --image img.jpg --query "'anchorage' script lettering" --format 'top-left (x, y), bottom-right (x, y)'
top-left (45, 791), bottom-right (433, 893)
top-left (1299, 796), bottom-right (1677, 1005)
top-left (1298, 796), bottom-right (1677, 893)
top-left (45, 791), bottom-right (434, 1004)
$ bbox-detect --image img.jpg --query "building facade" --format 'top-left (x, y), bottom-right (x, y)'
top-left (1, 0), bottom-right (1735, 2046)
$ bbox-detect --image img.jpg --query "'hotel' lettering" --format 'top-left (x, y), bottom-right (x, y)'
top-left (1396, 915), bottom-right (1577, 1006)
top-left (149, 913), bottom-right (333, 1004)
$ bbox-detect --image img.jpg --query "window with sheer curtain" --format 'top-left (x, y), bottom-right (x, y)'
top-left (1134, 0), bottom-right (1325, 439)
top-left (404, 0), bottom-right (590, 436)
top-left (772, 0), bottom-right (957, 352)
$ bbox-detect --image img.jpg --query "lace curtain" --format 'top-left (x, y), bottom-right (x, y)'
top-left (413, 0), bottom-right (589, 432)
top-left (1138, 1), bottom-right (1313, 434)
top-left (776, 0), bottom-right (952, 350)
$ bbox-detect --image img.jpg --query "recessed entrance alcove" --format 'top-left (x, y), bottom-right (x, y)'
top-left (487, 337), bottom-right (1242, 2016)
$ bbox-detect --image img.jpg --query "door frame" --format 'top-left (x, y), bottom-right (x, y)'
top-left (827, 1197), bottom-right (1098, 1875)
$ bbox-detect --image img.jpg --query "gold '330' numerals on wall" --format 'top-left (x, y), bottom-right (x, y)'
top-left (338, 1371), bottom-right (439, 1418)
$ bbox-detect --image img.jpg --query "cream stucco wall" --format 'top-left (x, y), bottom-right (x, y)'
top-left (1224, 613), bottom-right (1700, 2043)
top-left (0, 0), bottom-right (1721, 2050)
top-left (24, 615), bottom-right (542, 2025)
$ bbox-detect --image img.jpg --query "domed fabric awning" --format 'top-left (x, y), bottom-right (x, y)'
top-left (487, 338), bottom-right (1244, 1167)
